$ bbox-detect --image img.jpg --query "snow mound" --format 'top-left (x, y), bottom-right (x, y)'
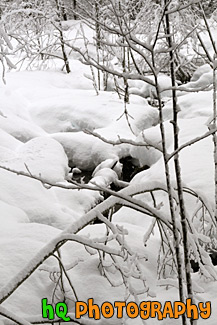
top-left (16, 136), bottom-right (70, 182)
top-left (52, 186), bottom-right (102, 217)
top-left (0, 168), bottom-right (78, 228)
top-left (0, 128), bottom-right (21, 150)
top-left (163, 90), bottom-right (213, 120)
top-left (28, 89), bottom-right (157, 134)
top-left (128, 74), bottom-right (174, 99)
top-left (0, 223), bottom-right (60, 317)
top-left (0, 88), bottom-right (31, 120)
top-left (51, 131), bottom-right (121, 170)
top-left (0, 114), bottom-right (46, 142)
top-left (0, 136), bottom-right (69, 183)
top-left (131, 117), bottom-right (214, 204)
top-left (0, 137), bottom-right (88, 228)
top-left (0, 200), bottom-right (29, 225)
top-left (130, 121), bottom-right (171, 167)
top-left (179, 71), bottom-right (215, 92)
top-left (92, 158), bottom-right (122, 178)
top-left (191, 63), bottom-right (211, 82)
top-left (90, 167), bottom-right (118, 187)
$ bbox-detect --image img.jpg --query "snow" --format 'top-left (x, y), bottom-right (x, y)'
top-left (90, 167), bottom-right (118, 187)
top-left (0, 223), bottom-right (60, 317)
top-left (0, 200), bottom-right (29, 225)
top-left (191, 64), bottom-right (212, 82)
top-left (0, 168), bottom-right (77, 227)
top-left (130, 117), bottom-right (214, 202)
top-left (0, 113), bottom-right (46, 142)
top-left (15, 136), bottom-right (69, 182)
top-left (0, 128), bottom-right (21, 150)
top-left (92, 158), bottom-right (121, 175)
top-left (128, 74), bottom-right (175, 99)
top-left (0, 16), bottom-right (217, 325)
top-left (27, 88), bottom-right (157, 134)
top-left (163, 90), bottom-right (213, 120)
top-left (51, 131), bottom-right (121, 170)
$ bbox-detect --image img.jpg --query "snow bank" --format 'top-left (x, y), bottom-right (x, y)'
top-left (0, 200), bottom-right (29, 225)
top-left (0, 136), bottom-right (97, 228)
top-left (0, 128), bottom-right (21, 150)
top-left (51, 131), bottom-right (120, 170)
top-left (28, 89), bottom-right (157, 134)
top-left (131, 117), bottom-right (214, 202)
top-left (128, 74), bottom-right (174, 99)
top-left (191, 63), bottom-right (211, 82)
top-left (163, 89), bottom-right (213, 120)
top-left (0, 168), bottom-right (78, 228)
top-left (0, 223), bottom-right (60, 317)
top-left (0, 114), bottom-right (46, 142)
top-left (0, 136), bottom-right (69, 182)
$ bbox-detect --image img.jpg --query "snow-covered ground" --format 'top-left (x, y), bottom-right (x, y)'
top-left (0, 19), bottom-right (217, 325)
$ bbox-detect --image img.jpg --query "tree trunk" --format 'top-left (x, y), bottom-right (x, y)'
top-left (73, 0), bottom-right (77, 20)
top-left (164, 1), bottom-right (194, 324)
top-left (55, 0), bottom-right (71, 73)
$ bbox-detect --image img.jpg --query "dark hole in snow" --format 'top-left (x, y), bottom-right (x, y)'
top-left (120, 156), bottom-right (149, 182)
top-left (68, 156), bottom-right (150, 224)
top-left (94, 157), bottom-right (150, 224)
top-left (147, 98), bottom-right (165, 108)
top-left (71, 169), bottom-right (93, 184)
top-left (190, 259), bottom-right (200, 273)
top-left (190, 251), bottom-right (217, 273)
top-left (210, 251), bottom-right (217, 266)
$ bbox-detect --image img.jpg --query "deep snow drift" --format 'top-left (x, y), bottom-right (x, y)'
top-left (0, 21), bottom-right (217, 325)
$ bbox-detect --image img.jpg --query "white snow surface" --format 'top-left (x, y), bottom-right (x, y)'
top-left (0, 25), bottom-right (217, 325)
top-left (128, 74), bottom-right (175, 99)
